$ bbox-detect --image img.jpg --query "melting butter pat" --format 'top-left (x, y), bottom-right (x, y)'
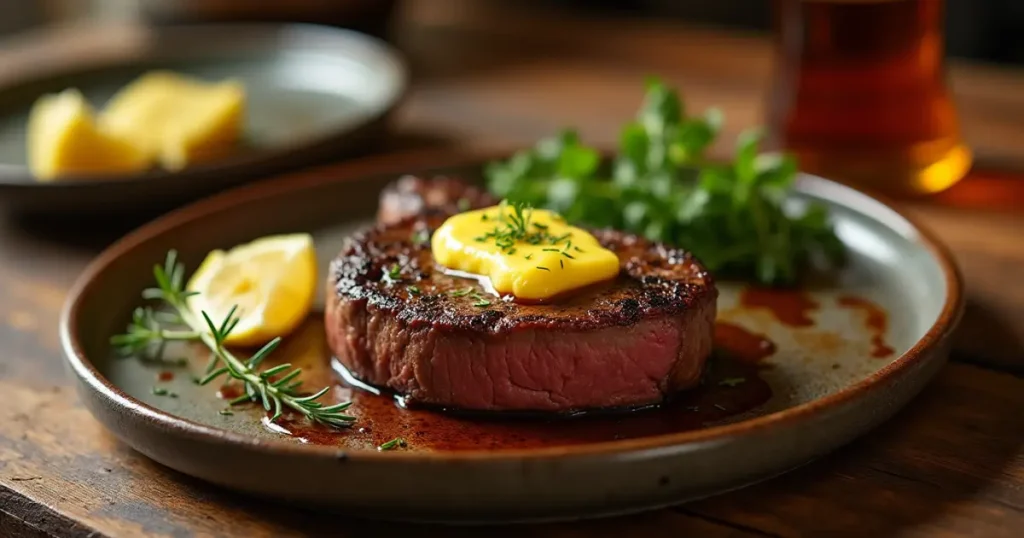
top-left (27, 88), bottom-right (151, 181)
top-left (99, 71), bottom-right (245, 171)
top-left (431, 204), bottom-right (620, 301)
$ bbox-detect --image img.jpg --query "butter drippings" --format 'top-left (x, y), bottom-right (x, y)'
top-left (431, 203), bottom-right (620, 301)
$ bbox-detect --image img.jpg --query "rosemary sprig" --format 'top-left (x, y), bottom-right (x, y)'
top-left (111, 250), bottom-right (356, 429)
top-left (377, 437), bottom-right (407, 451)
top-left (151, 386), bottom-right (176, 397)
top-left (110, 307), bottom-right (199, 361)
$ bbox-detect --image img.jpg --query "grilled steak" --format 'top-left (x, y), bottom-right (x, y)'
top-left (325, 213), bottom-right (718, 413)
top-left (377, 174), bottom-right (497, 226)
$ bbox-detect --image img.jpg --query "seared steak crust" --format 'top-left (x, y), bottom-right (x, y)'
top-left (377, 174), bottom-right (497, 226)
top-left (326, 212), bottom-right (718, 412)
top-left (331, 217), bottom-right (714, 332)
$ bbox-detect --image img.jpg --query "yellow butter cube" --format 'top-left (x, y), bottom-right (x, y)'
top-left (99, 71), bottom-right (245, 171)
top-left (26, 88), bottom-right (151, 181)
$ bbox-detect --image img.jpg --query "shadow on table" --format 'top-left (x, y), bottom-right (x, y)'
top-left (3, 212), bottom-right (146, 252)
top-left (952, 298), bottom-right (1024, 373)
top-left (135, 464), bottom-right (736, 537)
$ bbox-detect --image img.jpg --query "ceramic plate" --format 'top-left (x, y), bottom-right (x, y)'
top-left (0, 22), bottom-right (406, 217)
top-left (60, 150), bottom-right (963, 523)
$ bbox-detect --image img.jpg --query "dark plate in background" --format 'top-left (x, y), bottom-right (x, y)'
top-left (0, 22), bottom-right (407, 218)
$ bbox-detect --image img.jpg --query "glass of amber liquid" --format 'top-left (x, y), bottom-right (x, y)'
top-left (766, 0), bottom-right (972, 197)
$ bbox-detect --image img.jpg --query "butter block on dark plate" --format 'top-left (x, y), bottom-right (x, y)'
top-left (0, 22), bottom-right (406, 217)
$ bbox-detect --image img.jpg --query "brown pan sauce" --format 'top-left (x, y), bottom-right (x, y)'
top-left (837, 295), bottom-right (895, 358)
top-left (739, 286), bottom-right (894, 359)
top-left (739, 286), bottom-right (819, 327)
top-left (277, 352), bottom-right (772, 451)
top-left (233, 287), bottom-right (891, 450)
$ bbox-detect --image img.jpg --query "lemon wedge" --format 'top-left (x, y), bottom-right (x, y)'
top-left (186, 234), bottom-right (317, 347)
top-left (26, 88), bottom-right (151, 180)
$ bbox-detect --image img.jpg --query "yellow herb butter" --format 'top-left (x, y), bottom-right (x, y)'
top-left (431, 204), bottom-right (620, 301)
top-left (26, 88), bottom-right (151, 180)
top-left (99, 70), bottom-right (245, 170)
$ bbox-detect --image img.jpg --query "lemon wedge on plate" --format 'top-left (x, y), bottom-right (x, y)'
top-left (186, 234), bottom-right (317, 347)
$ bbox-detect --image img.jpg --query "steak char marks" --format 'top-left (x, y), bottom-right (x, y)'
top-left (325, 178), bottom-right (717, 413)
top-left (377, 174), bottom-right (497, 226)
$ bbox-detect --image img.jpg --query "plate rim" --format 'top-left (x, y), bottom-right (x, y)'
top-left (0, 21), bottom-right (408, 188)
top-left (59, 147), bottom-right (966, 461)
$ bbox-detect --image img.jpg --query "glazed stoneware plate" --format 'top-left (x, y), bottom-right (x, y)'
top-left (0, 22), bottom-right (406, 217)
top-left (60, 150), bottom-right (963, 523)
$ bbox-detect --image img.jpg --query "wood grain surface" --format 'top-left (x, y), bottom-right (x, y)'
top-left (3, 1), bottom-right (1024, 536)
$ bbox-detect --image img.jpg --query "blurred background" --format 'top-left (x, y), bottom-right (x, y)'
top-left (3, 0), bottom-right (1022, 65)
top-left (3, 0), bottom-right (1023, 207)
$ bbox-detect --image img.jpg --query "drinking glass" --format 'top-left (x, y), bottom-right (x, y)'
top-left (766, 0), bottom-right (971, 197)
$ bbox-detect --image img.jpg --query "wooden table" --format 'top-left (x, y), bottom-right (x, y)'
top-left (4, 2), bottom-right (1024, 536)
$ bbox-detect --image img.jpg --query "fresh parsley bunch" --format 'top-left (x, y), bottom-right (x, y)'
top-left (485, 77), bottom-right (845, 286)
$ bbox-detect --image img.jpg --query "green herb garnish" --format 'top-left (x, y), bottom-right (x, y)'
top-left (449, 287), bottom-right (472, 298)
top-left (472, 199), bottom-right (574, 256)
top-left (447, 286), bottom-right (494, 308)
top-left (485, 77), bottom-right (845, 285)
top-left (151, 386), bottom-right (178, 398)
top-left (448, 287), bottom-right (493, 307)
top-left (383, 264), bottom-right (402, 283)
top-left (407, 285), bottom-right (421, 295)
top-left (111, 251), bottom-right (355, 429)
top-left (219, 409), bottom-right (234, 416)
top-left (537, 266), bottom-right (550, 271)
top-left (377, 437), bottom-right (408, 451)
top-left (410, 229), bottom-right (430, 246)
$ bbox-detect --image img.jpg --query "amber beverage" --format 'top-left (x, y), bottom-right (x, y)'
top-left (766, 0), bottom-right (971, 196)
